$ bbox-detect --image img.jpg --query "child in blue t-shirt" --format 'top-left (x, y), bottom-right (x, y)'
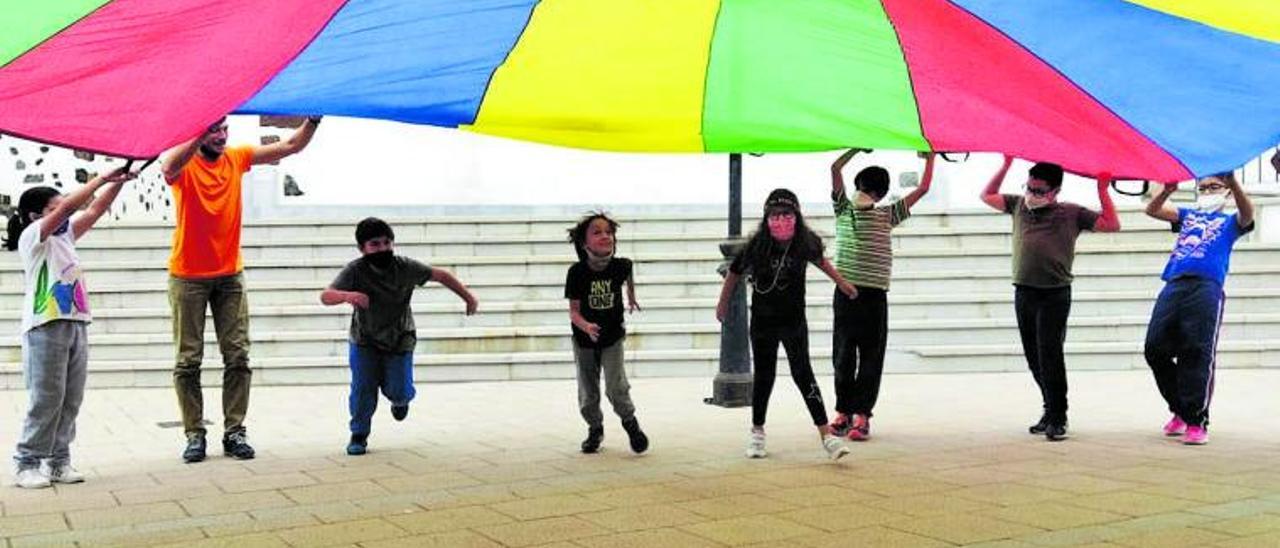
top-left (1142, 173), bottom-right (1255, 446)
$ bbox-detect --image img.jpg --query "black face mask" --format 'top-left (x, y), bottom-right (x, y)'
top-left (364, 250), bottom-right (394, 268)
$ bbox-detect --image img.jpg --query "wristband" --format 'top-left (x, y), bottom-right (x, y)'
top-left (307, 115), bottom-right (322, 125)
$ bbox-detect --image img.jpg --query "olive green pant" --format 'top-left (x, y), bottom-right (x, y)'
top-left (169, 273), bottom-right (251, 437)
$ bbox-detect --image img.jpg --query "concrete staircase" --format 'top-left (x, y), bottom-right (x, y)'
top-left (2, 207), bottom-right (1277, 388)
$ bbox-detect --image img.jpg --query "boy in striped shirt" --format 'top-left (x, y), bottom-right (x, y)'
top-left (828, 149), bottom-right (935, 440)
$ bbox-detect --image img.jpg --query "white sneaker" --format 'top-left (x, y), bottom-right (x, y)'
top-left (41, 462), bottom-right (85, 484)
top-left (14, 467), bottom-right (51, 489)
top-left (822, 435), bottom-right (851, 461)
top-left (745, 429), bottom-right (767, 459)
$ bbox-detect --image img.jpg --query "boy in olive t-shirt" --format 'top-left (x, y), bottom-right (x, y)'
top-left (980, 156), bottom-right (1119, 441)
top-left (321, 218), bottom-right (477, 455)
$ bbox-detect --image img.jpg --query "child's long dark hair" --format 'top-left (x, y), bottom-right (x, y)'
top-left (567, 211), bottom-right (619, 263)
top-left (740, 188), bottom-right (823, 271)
top-left (4, 187), bottom-right (60, 251)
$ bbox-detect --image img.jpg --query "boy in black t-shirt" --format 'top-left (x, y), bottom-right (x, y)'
top-left (565, 213), bottom-right (648, 454)
top-left (321, 218), bottom-right (478, 456)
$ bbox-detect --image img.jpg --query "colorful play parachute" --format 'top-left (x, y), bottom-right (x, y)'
top-left (1, 0), bottom-right (1279, 181)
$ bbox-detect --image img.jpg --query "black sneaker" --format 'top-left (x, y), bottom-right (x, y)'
top-left (1029, 414), bottom-right (1050, 435)
top-left (346, 434), bottom-right (368, 456)
top-left (391, 404), bottom-right (409, 421)
top-left (223, 430), bottom-right (256, 460)
top-left (621, 417), bottom-right (649, 454)
top-left (182, 434), bottom-right (207, 463)
top-left (581, 426), bottom-right (604, 454)
top-left (1045, 422), bottom-right (1070, 442)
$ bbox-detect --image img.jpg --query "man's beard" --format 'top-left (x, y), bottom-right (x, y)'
top-left (199, 143), bottom-right (223, 160)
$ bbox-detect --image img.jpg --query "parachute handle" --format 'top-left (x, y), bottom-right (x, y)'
top-left (1110, 179), bottom-right (1150, 197)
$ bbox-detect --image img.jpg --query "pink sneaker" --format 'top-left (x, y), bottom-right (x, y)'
top-left (1162, 415), bottom-right (1187, 437)
top-left (1182, 425), bottom-right (1209, 445)
top-left (847, 414), bottom-right (871, 442)
top-left (829, 413), bottom-right (852, 438)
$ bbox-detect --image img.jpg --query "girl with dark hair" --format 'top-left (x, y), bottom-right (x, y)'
top-left (564, 212), bottom-right (648, 454)
top-left (716, 189), bottom-right (856, 460)
top-left (4, 188), bottom-right (57, 252)
top-left (7, 167), bottom-right (134, 488)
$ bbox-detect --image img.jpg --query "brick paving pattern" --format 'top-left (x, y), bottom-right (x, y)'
top-left (2, 370), bottom-right (1279, 547)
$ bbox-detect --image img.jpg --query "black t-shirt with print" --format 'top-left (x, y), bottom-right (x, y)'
top-left (564, 258), bottom-right (633, 348)
top-left (730, 238), bottom-right (823, 320)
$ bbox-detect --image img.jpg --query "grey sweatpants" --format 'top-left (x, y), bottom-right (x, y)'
top-left (573, 340), bottom-right (635, 428)
top-left (14, 320), bottom-right (88, 468)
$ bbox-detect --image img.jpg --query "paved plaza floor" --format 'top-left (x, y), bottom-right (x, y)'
top-left (2, 370), bottom-right (1280, 547)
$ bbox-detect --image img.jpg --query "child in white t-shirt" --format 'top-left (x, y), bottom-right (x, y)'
top-left (4, 167), bottom-right (133, 488)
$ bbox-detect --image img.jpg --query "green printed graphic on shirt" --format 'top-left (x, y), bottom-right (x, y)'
top-left (588, 279), bottom-right (616, 310)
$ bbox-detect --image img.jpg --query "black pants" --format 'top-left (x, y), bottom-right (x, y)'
top-left (1013, 285), bottom-right (1072, 424)
top-left (832, 287), bottom-right (888, 417)
top-left (1144, 277), bottom-right (1224, 427)
top-left (750, 315), bottom-right (828, 427)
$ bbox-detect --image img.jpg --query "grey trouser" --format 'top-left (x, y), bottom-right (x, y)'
top-left (14, 320), bottom-right (88, 468)
top-left (169, 273), bottom-right (252, 437)
top-left (573, 340), bottom-right (635, 428)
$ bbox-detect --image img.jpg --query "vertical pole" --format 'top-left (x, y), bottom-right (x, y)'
top-left (729, 153), bottom-right (742, 237)
top-left (708, 153), bottom-right (752, 407)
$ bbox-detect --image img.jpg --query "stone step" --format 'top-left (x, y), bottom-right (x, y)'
top-left (4, 312), bottom-right (1273, 364)
top-left (90, 215), bottom-right (735, 243)
top-left (2, 266), bottom-right (1273, 311)
top-left (80, 207), bottom-right (1172, 243)
top-left (55, 223), bottom-right (1184, 263)
top-left (5, 289), bottom-right (1280, 336)
top-left (1, 207), bottom-right (1269, 387)
top-left (2, 339), bottom-right (1276, 389)
top-left (4, 244), bottom-right (1276, 287)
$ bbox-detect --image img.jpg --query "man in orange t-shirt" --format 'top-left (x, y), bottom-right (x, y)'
top-left (162, 115), bottom-right (320, 463)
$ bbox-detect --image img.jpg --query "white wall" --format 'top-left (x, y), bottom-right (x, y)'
top-left (8, 115), bottom-right (1279, 221)
top-left (265, 116), bottom-right (1147, 213)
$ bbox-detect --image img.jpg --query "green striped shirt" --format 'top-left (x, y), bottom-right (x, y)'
top-left (833, 193), bottom-right (910, 290)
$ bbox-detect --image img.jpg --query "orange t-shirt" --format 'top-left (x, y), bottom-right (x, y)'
top-left (168, 146), bottom-right (253, 278)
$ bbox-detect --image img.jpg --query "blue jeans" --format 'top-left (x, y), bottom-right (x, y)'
top-left (348, 344), bottom-right (416, 436)
top-left (1144, 277), bottom-right (1224, 427)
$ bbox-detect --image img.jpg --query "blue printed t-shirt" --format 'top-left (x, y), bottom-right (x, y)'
top-left (1161, 208), bottom-right (1254, 285)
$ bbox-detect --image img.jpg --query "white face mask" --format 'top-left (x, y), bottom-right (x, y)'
top-left (1024, 194), bottom-right (1053, 210)
top-left (1195, 192), bottom-right (1228, 213)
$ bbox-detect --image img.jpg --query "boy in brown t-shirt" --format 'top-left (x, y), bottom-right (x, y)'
top-left (980, 156), bottom-right (1119, 441)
